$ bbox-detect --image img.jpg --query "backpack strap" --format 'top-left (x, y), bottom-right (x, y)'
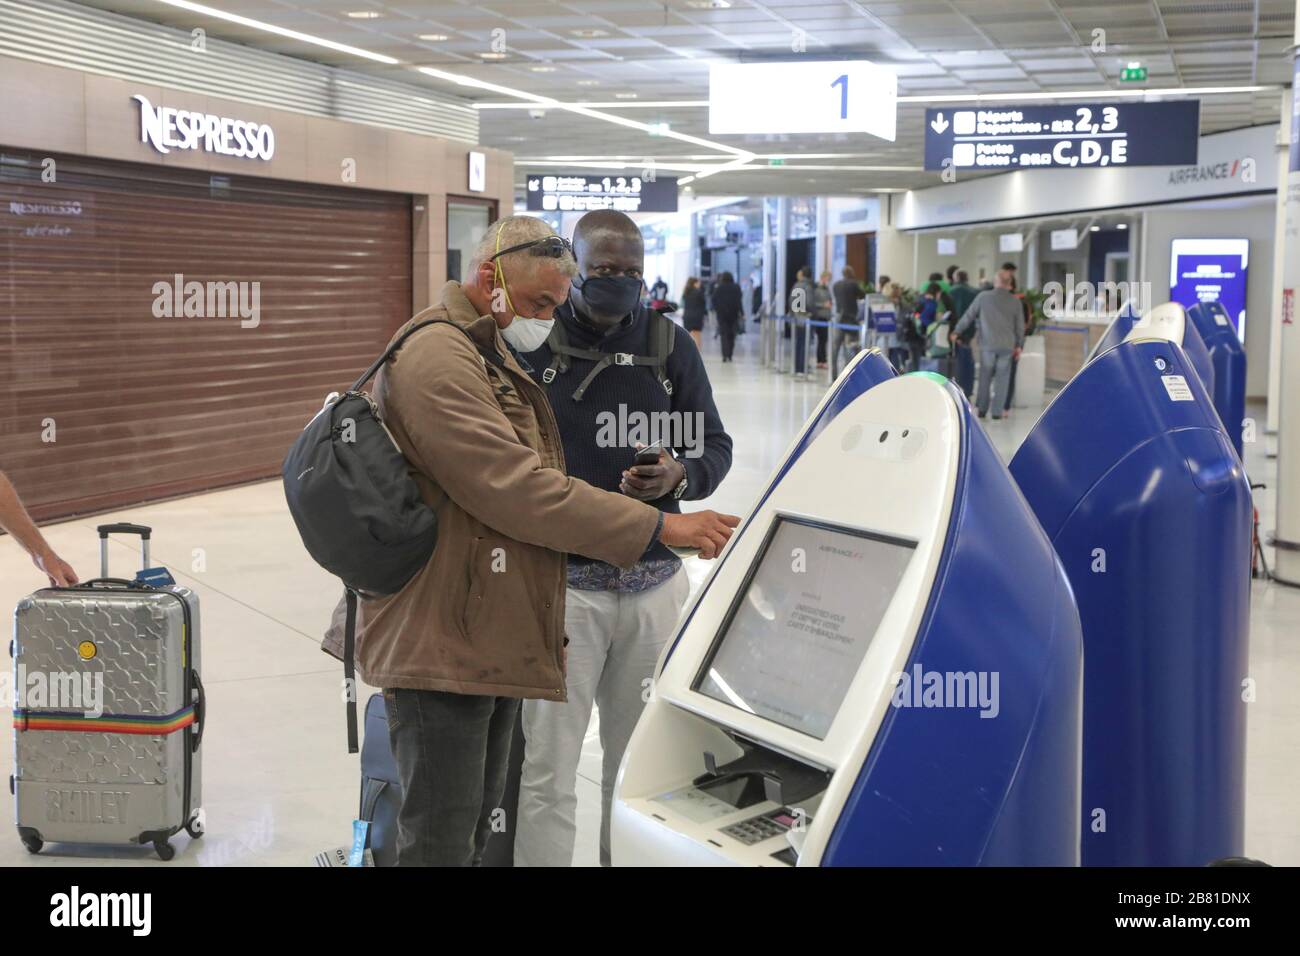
top-left (541, 318), bottom-right (575, 385)
top-left (349, 318), bottom-right (503, 393)
top-left (343, 588), bottom-right (358, 754)
top-left (652, 312), bottom-right (675, 397)
top-left (542, 312), bottom-right (677, 402)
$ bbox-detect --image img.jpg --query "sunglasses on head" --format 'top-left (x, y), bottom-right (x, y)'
top-left (490, 235), bottom-right (574, 262)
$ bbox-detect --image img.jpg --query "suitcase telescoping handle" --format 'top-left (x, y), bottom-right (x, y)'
top-left (97, 523), bottom-right (152, 578)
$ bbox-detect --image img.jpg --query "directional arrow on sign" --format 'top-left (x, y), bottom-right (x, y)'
top-left (528, 178), bottom-right (540, 190)
top-left (930, 113), bottom-right (949, 134)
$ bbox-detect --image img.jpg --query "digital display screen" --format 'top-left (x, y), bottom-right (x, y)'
top-left (1169, 238), bottom-right (1249, 343)
top-left (695, 517), bottom-right (915, 740)
top-left (523, 173), bottom-right (678, 213)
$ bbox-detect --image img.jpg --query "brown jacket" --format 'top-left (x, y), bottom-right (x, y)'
top-left (353, 281), bottom-right (662, 700)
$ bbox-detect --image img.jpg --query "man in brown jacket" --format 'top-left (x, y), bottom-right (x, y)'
top-left (357, 216), bottom-right (737, 866)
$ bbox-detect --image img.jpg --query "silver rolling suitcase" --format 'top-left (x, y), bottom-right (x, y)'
top-left (11, 523), bottom-right (205, 860)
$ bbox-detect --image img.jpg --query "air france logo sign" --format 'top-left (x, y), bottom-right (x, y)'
top-left (132, 94), bottom-right (275, 161)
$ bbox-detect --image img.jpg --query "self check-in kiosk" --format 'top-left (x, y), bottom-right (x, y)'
top-left (1187, 300), bottom-right (1248, 460)
top-left (1089, 302), bottom-right (1216, 397)
top-left (612, 350), bottom-right (1083, 866)
top-left (1009, 338), bottom-right (1251, 867)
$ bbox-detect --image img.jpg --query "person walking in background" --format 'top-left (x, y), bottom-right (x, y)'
top-left (0, 470), bottom-right (78, 586)
top-left (813, 270), bottom-right (834, 370)
top-left (712, 271), bottom-right (744, 363)
top-left (789, 267), bottom-right (816, 374)
top-left (870, 281), bottom-right (908, 371)
top-left (648, 275), bottom-right (668, 304)
top-left (951, 269), bottom-right (1024, 420)
top-left (832, 266), bottom-right (866, 368)
top-left (681, 276), bottom-right (707, 351)
top-left (948, 269), bottom-right (979, 398)
top-left (876, 273), bottom-right (891, 295)
top-left (911, 283), bottom-right (940, 372)
top-left (999, 261), bottom-right (1031, 408)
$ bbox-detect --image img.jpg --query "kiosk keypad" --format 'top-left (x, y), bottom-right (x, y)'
top-left (721, 809), bottom-right (795, 845)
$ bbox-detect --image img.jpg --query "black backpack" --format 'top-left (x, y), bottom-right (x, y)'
top-left (282, 317), bottom-right (505, 750)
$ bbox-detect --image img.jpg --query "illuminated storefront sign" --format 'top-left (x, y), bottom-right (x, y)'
top-left (132, 94), bottom-right (276, 161)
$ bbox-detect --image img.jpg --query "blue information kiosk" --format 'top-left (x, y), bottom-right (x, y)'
top-left (1010, 337), bottom-right (1251, 866)
top-left (1187, 300), bottom-right (1248, 460)
top-left (611, 350), bottom-right (1083, 866)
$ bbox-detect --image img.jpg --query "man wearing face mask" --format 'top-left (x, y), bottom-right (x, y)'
top-left (512, 210), bottom-right (734, 867)
top-left (354, 216), bottom-right (739, 866)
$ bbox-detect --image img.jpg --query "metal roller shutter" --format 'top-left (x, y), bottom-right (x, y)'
top-left (1, 149), bottom-right (412, 521)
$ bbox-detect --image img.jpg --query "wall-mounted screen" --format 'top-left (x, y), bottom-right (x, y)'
top-left (1050, 228), bottom-right (1078, 250)
top-left (999, 233), bottom-right (1023, 253)
top-left (695, 517), bottom-right (915, 740)
top-left (1169, 238), bottom-right (1249, 343)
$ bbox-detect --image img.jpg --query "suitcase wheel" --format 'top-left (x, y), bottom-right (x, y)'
top-left (20, 832), bottom-right (42, 855)
top-left (185, 810), bottom-right (205, 840)
top-left (153, 839), bottom-right (175, 861)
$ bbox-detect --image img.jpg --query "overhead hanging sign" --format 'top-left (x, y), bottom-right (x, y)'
top-left (524, 174), bottom-right (678, 213)
top-left (923, 101), bottom-right (1199, 172)
top-left (708, 59), bottom-right (897, 140)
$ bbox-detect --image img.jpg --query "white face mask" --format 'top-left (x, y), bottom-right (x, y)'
top-left (500, 315), bottom-right (553, 353)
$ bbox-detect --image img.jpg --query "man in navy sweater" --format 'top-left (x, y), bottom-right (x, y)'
top-left (514, 210), bottom-right (733, 866)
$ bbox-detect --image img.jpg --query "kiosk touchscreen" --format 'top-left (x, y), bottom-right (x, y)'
top-left (1187, 300), bottom-right (1248, 459)
top-left (611, 353), bottom-right (1083, 867)
top-left (1010, 338), bottom-right (1250, 867)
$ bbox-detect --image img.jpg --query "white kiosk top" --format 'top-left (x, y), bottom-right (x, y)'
top-left (1124, 301), bottom-right (1189, 345)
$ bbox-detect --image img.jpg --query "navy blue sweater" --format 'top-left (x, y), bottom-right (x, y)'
top-left (523, 300), bottom-right (733, 566)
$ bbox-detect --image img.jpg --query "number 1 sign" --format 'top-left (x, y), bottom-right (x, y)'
top-left (708, 60), bottom-right (897, 140)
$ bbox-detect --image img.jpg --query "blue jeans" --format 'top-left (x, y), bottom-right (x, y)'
top-left (977, 349), bottom-right (1014, 416)
top-left (954, 343), bottom-right (975, 396)
top-left (384, 687), bottom-right (521, 866)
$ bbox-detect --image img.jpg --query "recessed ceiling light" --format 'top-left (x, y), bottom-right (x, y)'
top-left (418, 33), bottom-right (449, 41)
top-left (479, 51), bottom-right (508, 60)
top-left (614, 92), bottom-right (638, 99)
top-left (576, 79), bottom-right (599, 86)
top-left (346, 10), bottom-right (382, 18)
top-left (570, 28), bottom-right (609, 38)
top-left (531, 65), bottom-right (556, 73)
top-left (1090, 225), bottom-right (1101, 232)
top-left (686, 0), bottom-right (732, 7)
top-left (1117, 223), bottom-right (1128, 230)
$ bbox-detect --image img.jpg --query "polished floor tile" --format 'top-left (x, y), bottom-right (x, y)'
top-left (1, 326), bottom-right (1295, 866)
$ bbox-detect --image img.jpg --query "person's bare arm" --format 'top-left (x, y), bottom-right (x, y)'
top-left (0, 471), bottom-right (78, 586)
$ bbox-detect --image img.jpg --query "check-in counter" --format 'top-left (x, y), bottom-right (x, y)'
top-left (1038, 314), bottom-right (1114, 385)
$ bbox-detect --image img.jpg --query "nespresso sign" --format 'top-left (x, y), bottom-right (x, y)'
top-left (132, 94), bottom-right (276, 161)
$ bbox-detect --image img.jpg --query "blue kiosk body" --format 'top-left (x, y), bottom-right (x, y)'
top-left (1187, 300), bottom-right (1248, 459)
top-left (612, 350), bottom-right (1083, 866)
top-left (1089, 302), bottom-right (1216, 396)
top-left (1010, 339), bottom-right (1251, 867)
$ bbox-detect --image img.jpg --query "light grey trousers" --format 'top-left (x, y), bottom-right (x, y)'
top-left (514, 567), bottom-right (690, 867)
top-left (977, 348), bottom-right (1014, 416)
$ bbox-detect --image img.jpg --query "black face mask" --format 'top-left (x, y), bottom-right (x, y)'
top-left (574, 274), bottom-right (643, 320)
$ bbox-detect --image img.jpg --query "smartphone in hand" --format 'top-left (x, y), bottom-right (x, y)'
top-left (633, 441), bottom-right (666, 466)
